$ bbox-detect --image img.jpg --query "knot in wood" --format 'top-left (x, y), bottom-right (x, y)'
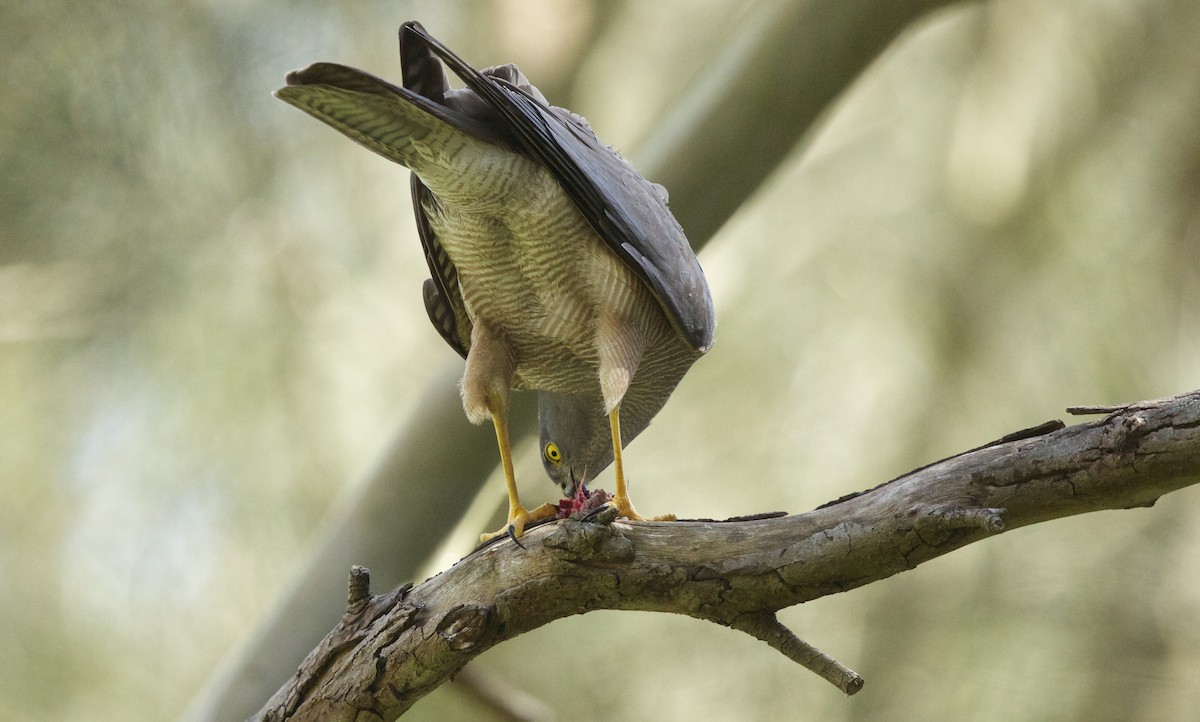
top-left (1099, 413), bottom-right (1148, 455)
top-left (915, 506), bottom-right (1005, 533)
top-left (912, 505), bottom-right (1006, 546)
top-left (543, 518), bottom-right (634, 562)
top-left (436, 604), bottom-right (496, 651)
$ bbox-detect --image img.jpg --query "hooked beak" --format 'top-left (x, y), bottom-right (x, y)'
top-left (563, 467), bottom-right (588, 499)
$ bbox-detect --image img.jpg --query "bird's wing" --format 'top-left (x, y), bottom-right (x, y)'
top-left (276, 28), bottom-right (512, 361)
top-left (402, 21), bottom-right (716, 352)
top-left (413, 176), bottom-right (470, 358)
top-left (400, 25), bottom-right (473, 359)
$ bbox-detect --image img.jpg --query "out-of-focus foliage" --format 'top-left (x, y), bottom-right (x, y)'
top-left (2, 0), bottom-right (1198, 720)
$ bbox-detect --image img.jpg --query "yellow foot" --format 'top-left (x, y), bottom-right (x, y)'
top-left (480, 502), bottom-right (558, 545)
top-left (610, 495), bottom-right (676, 523)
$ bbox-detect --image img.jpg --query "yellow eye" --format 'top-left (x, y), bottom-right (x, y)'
top-left (544, 442), bottom-right (562, 465)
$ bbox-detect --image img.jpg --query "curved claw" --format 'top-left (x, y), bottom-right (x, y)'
top-left (479, 502), bottom-right (557, 546)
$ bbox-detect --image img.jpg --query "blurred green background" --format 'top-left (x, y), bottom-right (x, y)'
top-left (3, 0), bottom-right (1200, 720)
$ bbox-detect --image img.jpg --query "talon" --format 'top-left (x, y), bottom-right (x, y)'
top-left (506, 524), bottom-right (524, 549)
top-left (582, 506), bottom-right (607, 521)
top-left (480, 502), bottom-right (558, 546)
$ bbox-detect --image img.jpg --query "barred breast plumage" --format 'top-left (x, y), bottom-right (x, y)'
top-left (276, 21), bottom-right (714, 543)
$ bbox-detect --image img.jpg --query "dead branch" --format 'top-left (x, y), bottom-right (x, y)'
top-left (255, 389), bottom-right (1200, 721)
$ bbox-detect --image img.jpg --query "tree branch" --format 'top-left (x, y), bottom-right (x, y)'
top-left (254, 389), bottom-right (1200, 720)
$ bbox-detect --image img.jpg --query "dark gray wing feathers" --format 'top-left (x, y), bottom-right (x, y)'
top-left (411, 176), bottom-right (469, 357)
top-left (401, 21), bottom-right (715, 352)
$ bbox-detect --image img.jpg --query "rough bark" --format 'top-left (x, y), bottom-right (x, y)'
top-left (254, 389), bottom-right (1200, 721)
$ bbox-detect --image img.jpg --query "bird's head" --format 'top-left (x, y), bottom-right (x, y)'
top-left (537, 391), bottom-right (613, 498)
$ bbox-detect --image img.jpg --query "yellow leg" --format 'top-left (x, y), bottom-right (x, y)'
top-left (480, 404), bottom-right (556, 544)
top-left (608, 404), bottom-right (675, 522)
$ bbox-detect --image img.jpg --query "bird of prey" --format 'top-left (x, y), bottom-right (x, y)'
top-left (276, 21), bottom-right (715, 543)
